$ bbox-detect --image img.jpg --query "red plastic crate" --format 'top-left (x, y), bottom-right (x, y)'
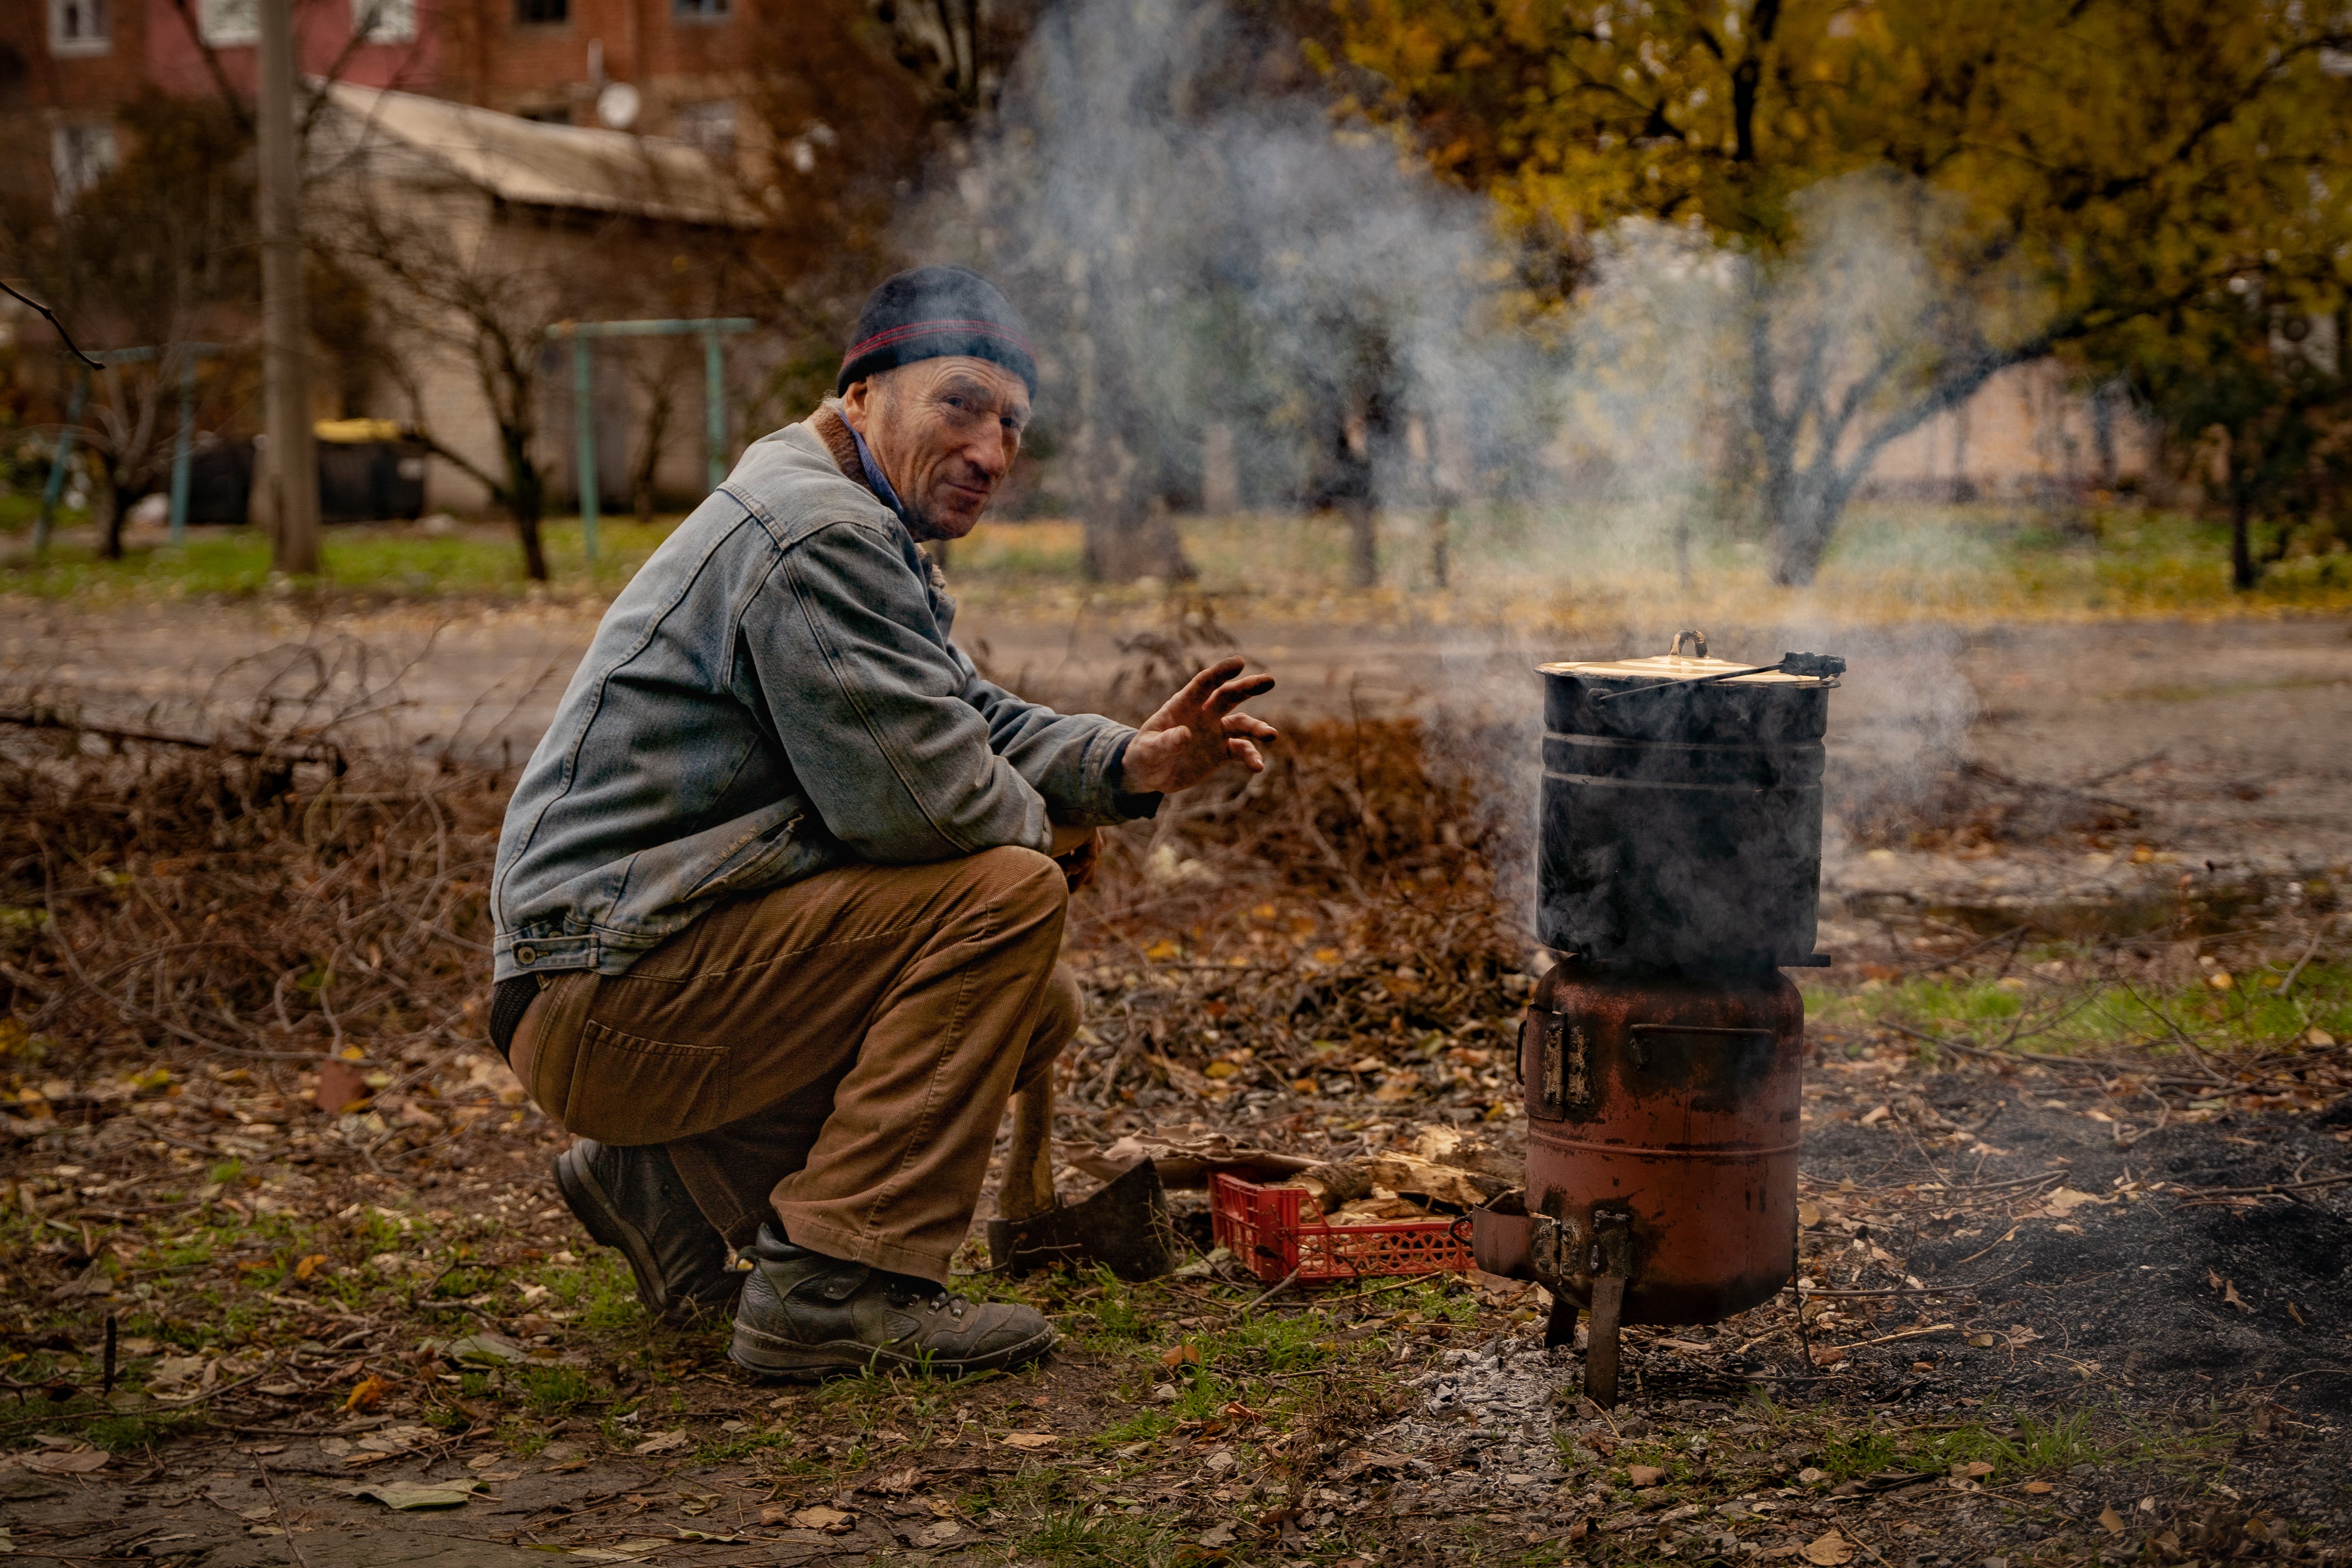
top-left (1210, 1171), bottom-right (1477, 1283)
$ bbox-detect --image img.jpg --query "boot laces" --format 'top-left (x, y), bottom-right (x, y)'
top-left (882, 1278), bottom-right (964, 1316)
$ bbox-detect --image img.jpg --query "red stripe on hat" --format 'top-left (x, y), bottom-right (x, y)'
top-left (839, 318), bottom-right (1036, 369)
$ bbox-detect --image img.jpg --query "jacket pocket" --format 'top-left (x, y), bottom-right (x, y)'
top-left (559, 1019), bottom-right (732, 1144)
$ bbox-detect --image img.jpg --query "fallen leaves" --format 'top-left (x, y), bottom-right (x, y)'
top-left (864, 1466), bottom-right (921, 1495)
top-left (631, 1430), bottom-right (690, 1457)
top-left (445, 1332), bottom-right (531, 1366)
top-left (1802, 1529), bottom-right (1856, 1564)
top-left (771, 1505), bottom-right (855, 1533)
top-left (347, 1479), bottom-right (483, 1511)
top-left (2099, 1504), bottom-right (2128, 1535)
top-left (564, 1539), bottom-right (672, 1561)
top-left (1002, 1432), bottom-right (1058, 1450)
top-left (342, 1374), bottom-right (394, 1413)
top-left (2043, 1187), bottom-right (2107, 1216)
top-left (18, 1447), bottom-right (109, 1477)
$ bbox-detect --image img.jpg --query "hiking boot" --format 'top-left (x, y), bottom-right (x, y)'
top-left (553, 1139), bottom-right (741, 1324)
top-left (729, 1223), bottom-right (1055, 1380)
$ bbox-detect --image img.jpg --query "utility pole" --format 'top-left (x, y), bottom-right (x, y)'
top-left (257, 0), bottom-right (319, 575)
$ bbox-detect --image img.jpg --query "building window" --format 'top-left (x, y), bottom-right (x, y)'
top-left (198, 0), bottom-right (259, 47)
top-left (676, 101), bottom-right (736, 164)
top-left (515, 0), bottom-right (568, 23)
top-left (673, 0), bottom-right (730, 17)
top-left (52, 122), bottom-right (117, 210)
top-left (49, 0), bottom-right (110, 56)
top-left (355, 0), bottom-right (416, 43)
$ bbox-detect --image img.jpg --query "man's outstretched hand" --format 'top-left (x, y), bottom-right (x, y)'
top-left (1118, 655), bottom-right (1278, 796)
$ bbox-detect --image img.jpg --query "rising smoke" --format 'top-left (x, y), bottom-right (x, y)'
top-left (912, 0), bottom-right (1985, 913)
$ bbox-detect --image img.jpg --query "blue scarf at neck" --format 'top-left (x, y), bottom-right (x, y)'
top-left (846, 421), bottom-right (915, 532)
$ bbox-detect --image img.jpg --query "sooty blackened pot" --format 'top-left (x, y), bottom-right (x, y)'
top-left (1536, 640), bottom-right (1835, 974)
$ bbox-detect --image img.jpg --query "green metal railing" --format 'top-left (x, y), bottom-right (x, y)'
top-left (33, 342), bottom-right (223, 560)
top-left (545, 317), bottom-right (756, 564)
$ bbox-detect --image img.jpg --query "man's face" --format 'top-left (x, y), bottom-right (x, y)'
top-left (839, 357), bottom-right (1030, 540)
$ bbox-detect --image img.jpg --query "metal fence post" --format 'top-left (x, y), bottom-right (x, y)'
top-left (572, 332), bottom-right (599, 565)
top-left (168, 352), bottom-right (197, 547)
top-left (704, 324), bottom-right (727, 493)
top-left (34, 376), bottom-right (89, 562)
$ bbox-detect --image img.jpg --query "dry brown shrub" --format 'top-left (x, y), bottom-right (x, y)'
top-left (1063, 714), bottom-right (1530, 1108)
top-left (1, 736), bottom-right (501, 1071)
top-left (2, 694), bottom-right (1525, 1114)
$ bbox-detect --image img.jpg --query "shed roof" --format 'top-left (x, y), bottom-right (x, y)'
top-left (318, 81), bottom-right (760, 228)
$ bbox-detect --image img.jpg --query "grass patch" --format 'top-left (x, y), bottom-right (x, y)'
top-left (538, 1252), bottom-right (644, 1334)
top-left (1014, 1506), bottom-right (1187, 1568)
top-left (1805, 958), bottom-right (2350, 1062)
top-left (5, 500), bottom-right (2345, 624)
top-left (1818, 1428), bottom-right (1904, 1480)
top-left (0, 517), bottom-right (680, 603)
top-left (512, 1364), bottom-right (602, 1416)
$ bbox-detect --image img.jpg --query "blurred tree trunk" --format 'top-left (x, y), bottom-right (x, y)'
top-left (503, 423), bottom-right (549, 583)
top-left (631, 382), bottom-right (676, 525)
top-left (1341, 498), bottom-right (1376, 589)
top-left (1068, 255), bottom-right (1192, 583)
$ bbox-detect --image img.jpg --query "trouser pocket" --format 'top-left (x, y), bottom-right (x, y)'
top-left (558, 1018), bottom-right (732, 1145)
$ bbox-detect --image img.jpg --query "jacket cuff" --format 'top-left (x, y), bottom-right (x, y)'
top-left (1107, 733), bottom-right (1163, 821)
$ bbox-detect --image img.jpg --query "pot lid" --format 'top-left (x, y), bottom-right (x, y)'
top-left (1535, 653), bottom-right (1832, 687)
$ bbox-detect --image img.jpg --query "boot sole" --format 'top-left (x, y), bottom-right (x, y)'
top-left (728, 1323), bottom-right (1056, 1383)
top-left (554, 1141), bottom-right (676, 1321)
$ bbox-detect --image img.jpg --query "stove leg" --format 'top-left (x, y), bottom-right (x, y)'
top-left (1543, 1291), bottom-right (1578, 1350)
top-left (1584, 1275), bottom-right (1625, 1408)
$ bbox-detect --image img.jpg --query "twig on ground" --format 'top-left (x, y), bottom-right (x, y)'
top-left (1237, 1269), bottom-right (1302, 1315)
top-left (255, 1456), bottom-right (313, 1568)
top-left (2169, 1171), bottom-right (2352, 1200)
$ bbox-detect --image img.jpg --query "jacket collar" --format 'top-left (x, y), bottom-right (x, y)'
top-left (810, 402), bottom-right (918, 534)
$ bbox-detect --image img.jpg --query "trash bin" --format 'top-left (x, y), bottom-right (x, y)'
top-left (185, 433), bottom-right (255, 525)
top-left (314, 418), bottom-right (428, 523)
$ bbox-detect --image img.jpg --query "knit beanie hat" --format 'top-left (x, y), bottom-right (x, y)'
top-left (836, 265), bottom-right (1038, 397)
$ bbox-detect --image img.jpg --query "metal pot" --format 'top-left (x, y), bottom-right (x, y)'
top-left (1536, 633), bottom-right (1836, 973)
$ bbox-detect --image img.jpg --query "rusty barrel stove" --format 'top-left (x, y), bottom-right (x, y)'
top-left (1474, 632), bottom-right (1842, 1406)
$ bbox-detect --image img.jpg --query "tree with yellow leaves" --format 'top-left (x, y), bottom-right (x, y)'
top-left (1317, 0), bottom-right (2352, 582)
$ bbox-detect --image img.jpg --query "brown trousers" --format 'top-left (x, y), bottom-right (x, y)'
top-left (508, 846), bottom-right (1077, 1282)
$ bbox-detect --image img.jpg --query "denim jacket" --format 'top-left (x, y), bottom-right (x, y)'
top-left (490, 406), bottom-right (1148, 981)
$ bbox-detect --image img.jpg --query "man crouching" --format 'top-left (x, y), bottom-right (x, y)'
top-left (486, 265), bottom-right (1274, 1379)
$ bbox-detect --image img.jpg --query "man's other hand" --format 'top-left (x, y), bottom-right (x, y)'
top-left (1119, 656), bottom-right (1278, 795)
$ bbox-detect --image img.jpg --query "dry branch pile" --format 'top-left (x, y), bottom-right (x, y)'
top-left (1, 701), bottom-right (1527, 1126)
top-left (1060, 714), bottom-right (1532, 1116)
top-left (0, 739), bottom-right (503, 1072)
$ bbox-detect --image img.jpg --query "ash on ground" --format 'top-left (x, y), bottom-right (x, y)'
top-left (1378, 1335), bottom-right (1570, 1488)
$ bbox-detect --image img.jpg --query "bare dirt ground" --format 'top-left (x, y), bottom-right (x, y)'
top-left (6, 597), bottom-right (2346, 885)
top-left (1, 598), bottom-right (2347, 1567)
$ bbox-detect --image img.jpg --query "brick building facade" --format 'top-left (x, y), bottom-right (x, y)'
top-left (1, 0), bottom-right (754, 212)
